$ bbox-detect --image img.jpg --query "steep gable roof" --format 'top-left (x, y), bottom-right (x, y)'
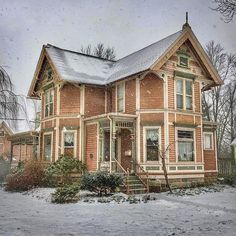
top-left (28, 24), bottom-right (222, 97)
top-left (0, 121), bottom-right (13, 136)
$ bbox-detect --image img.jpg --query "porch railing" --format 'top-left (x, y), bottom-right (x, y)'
top-left (133, 160), bottom-right (149, 193)
top-left (113, 158), bottom-right (130, 194)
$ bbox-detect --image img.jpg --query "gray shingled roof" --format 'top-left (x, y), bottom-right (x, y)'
top-left (45, 30), bottom-right (182, 85)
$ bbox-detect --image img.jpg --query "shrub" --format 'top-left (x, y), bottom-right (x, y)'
top-left (44, 155), bottom-right (86, 186)
top-left (222, 174), bottom-right (236, 186)
top-left (51, 184), bottom-right (80, 203)
top-left (80, 171), bottom-right (123, 196)
top-left (0, 156), bottom-right (10, 182)
top-left (5, 160), bottom-right (45, 192)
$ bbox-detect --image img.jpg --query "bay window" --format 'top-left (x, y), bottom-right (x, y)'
top-left (144, 128), bottom-right (160, 161)
top-left (63, 131), bottom-right (75, 157)
top-left (177, 130), bottom-right (194, 162)
top-left (44, 134), bottom-right (52, 161)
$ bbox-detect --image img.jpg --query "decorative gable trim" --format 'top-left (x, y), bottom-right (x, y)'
top-left (27, 46), bottom-right (63, 98)
top-left (150, 26), bottom-right (223, 87)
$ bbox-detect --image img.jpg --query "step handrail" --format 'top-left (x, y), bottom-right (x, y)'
top-left (113, 158), bottom-right (130, 194)
top-left (133, 160), bottom-right (149, 193)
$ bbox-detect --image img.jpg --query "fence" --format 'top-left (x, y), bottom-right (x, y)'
top-left (218, 158), bottom-right (236, 176)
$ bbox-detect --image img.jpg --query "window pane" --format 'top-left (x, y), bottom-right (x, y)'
top-left (178, 130), bottom-right (193, 139)
top-left (204, 134), bottom-right (212, 149)
top-left (186, 81), bottom-right (192, 95)
top-left (64, 133), bottom-right (74, 147)
top-left (49, 103), bottom-right (53, 115)
top-left (176, 80), bottom-right (183, 94)
top-left (117, 84), bottom-right (124, 99)
top-left (44, 134), bottom-right (52, 160)
top-left (177, 94), bottom-right (183, 109)
top-left (146, 129), bottom-right (159, 161)
top-left (118, 99), bottom-right (123, 112)
top-left (49, 91), bottom-right (53, 102)
top-left (180, 57), bottom-right (188, 67)
top-left (186, 96), bottom-right (192, 110)
top-left (178, 141), bottom-right (194, 161)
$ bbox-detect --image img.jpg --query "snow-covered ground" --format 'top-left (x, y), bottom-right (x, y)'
top-left (0, 186), bottom-right (235, 236)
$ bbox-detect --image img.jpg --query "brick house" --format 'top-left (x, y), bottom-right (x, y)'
top-left (0, 121), bottom-right (39, 163)
top-left (28, 23), bottom-right (222, 185)
top-left (0, 121), bottom-right (13, 160)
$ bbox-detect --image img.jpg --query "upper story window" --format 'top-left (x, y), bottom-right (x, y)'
top-left (0, 131), bottom-right (5, 137)
top-left (179, 56), bottom-right (189, 67)
top-left (204, 132), bottom-right (213, 150)
top-left (178, 130), bottom-right (194, 162)
top-left (45, 89), bottom-right (54, 117)
top-left (117, 83), bottom-right (125, 112)
top-left (47, 68), bottom-right (53, 81)
top-left (176, 79), bottom-right (193, 110)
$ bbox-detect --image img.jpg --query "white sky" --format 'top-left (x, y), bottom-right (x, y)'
top-left (0, 0), bottom-right (236, 96)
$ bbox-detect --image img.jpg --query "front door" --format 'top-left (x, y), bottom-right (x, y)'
top-left (117, 129), bottom-right (132, 172)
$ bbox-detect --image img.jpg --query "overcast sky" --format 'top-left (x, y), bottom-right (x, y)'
top-left (0, 0), bottom-right (236, 96)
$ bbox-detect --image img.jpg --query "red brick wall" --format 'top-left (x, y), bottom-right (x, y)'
top-left (0, 135), bottom-right (11, 158)
top-left (85, 86), bottom-right (105, 117)
top-left (125, 79), bottom-right (136, 114)
top-left (12, 144), bottom-right (34, 162)
top-left (60, 84), bottom-right (80, 115)
top-left (140, 74), bottom-right (164, 109)
top-left (85, 123), bottom-right (98, 171)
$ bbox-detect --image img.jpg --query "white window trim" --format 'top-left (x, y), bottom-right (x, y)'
top-left (43, 132), bottom-right (53, 161)
top-left (175, 77), bottom-right (194, 111)
top-left (143, 126), bottom-right (161, 163)
top-left (176, 127), bottom-right (196, 163)
top-left (44, 88), bottom-right (54, 118)
top-left (203, 132), bottom-right (214, 150)
top-left (61, 129), bottom-right (77, 158)
top-left (116, 82), bottom-right (125, 113)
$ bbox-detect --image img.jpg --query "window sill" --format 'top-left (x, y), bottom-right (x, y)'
top-left (177, 64), bottom-right (190, 70)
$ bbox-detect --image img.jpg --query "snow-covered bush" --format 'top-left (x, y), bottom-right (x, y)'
top-left (5, 160), bottom-right (45, 192)
top-left (44, 155), bottom-right (86, 186)
top-left (80, 171), bottom-right (123, 196)
top-left (51, 184), bottom-right (80, 203)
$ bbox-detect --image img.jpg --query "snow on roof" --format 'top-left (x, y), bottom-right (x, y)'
top-left (45, 30), bottom-right (182, 85)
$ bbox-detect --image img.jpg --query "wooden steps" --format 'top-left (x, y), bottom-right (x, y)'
top-left (121, 174), bottom-right (148, 194)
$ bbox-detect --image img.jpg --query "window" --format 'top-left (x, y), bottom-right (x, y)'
top-left (44, 134), bottom-right (52, 161)
top-left (178, 130), bottom-right (194, 162)
top-left (63, 132), bottom-right (75, 157)
top-left (179, 56), bottom-right (188, 67)
top-left (45, 89), bottom-right (54, 117)
top-left (145, 128), bottom-right (160, 161)
top-left (176, 79), bottom-right (193, 110)
top-left (204, 133), bottom-right (213, 150)
top-left (117, 83), bottom-right (124, 112)
top-left (47, 68), bottom-right (53, 81)
top-left (0, 131), bottom-right (4, 137)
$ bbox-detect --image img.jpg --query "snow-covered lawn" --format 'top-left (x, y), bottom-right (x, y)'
top-left (0, 186), bottom-right (235, 236)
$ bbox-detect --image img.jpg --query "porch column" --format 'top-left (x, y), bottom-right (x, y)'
top-left (130, 123), bottom-right (136, 173)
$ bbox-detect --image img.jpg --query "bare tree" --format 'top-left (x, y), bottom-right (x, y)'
top-left (0, 66), bottom-right (20, 129)
top-left (212, 0), bottom-right (236, 23)
top-left (203, 41), bottom-right (236, 158)
top-left (81, 43), bottom-right (116, 60)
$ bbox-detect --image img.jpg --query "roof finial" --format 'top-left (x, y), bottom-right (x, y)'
top-left (182, 11), bottom-right (191, 30)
